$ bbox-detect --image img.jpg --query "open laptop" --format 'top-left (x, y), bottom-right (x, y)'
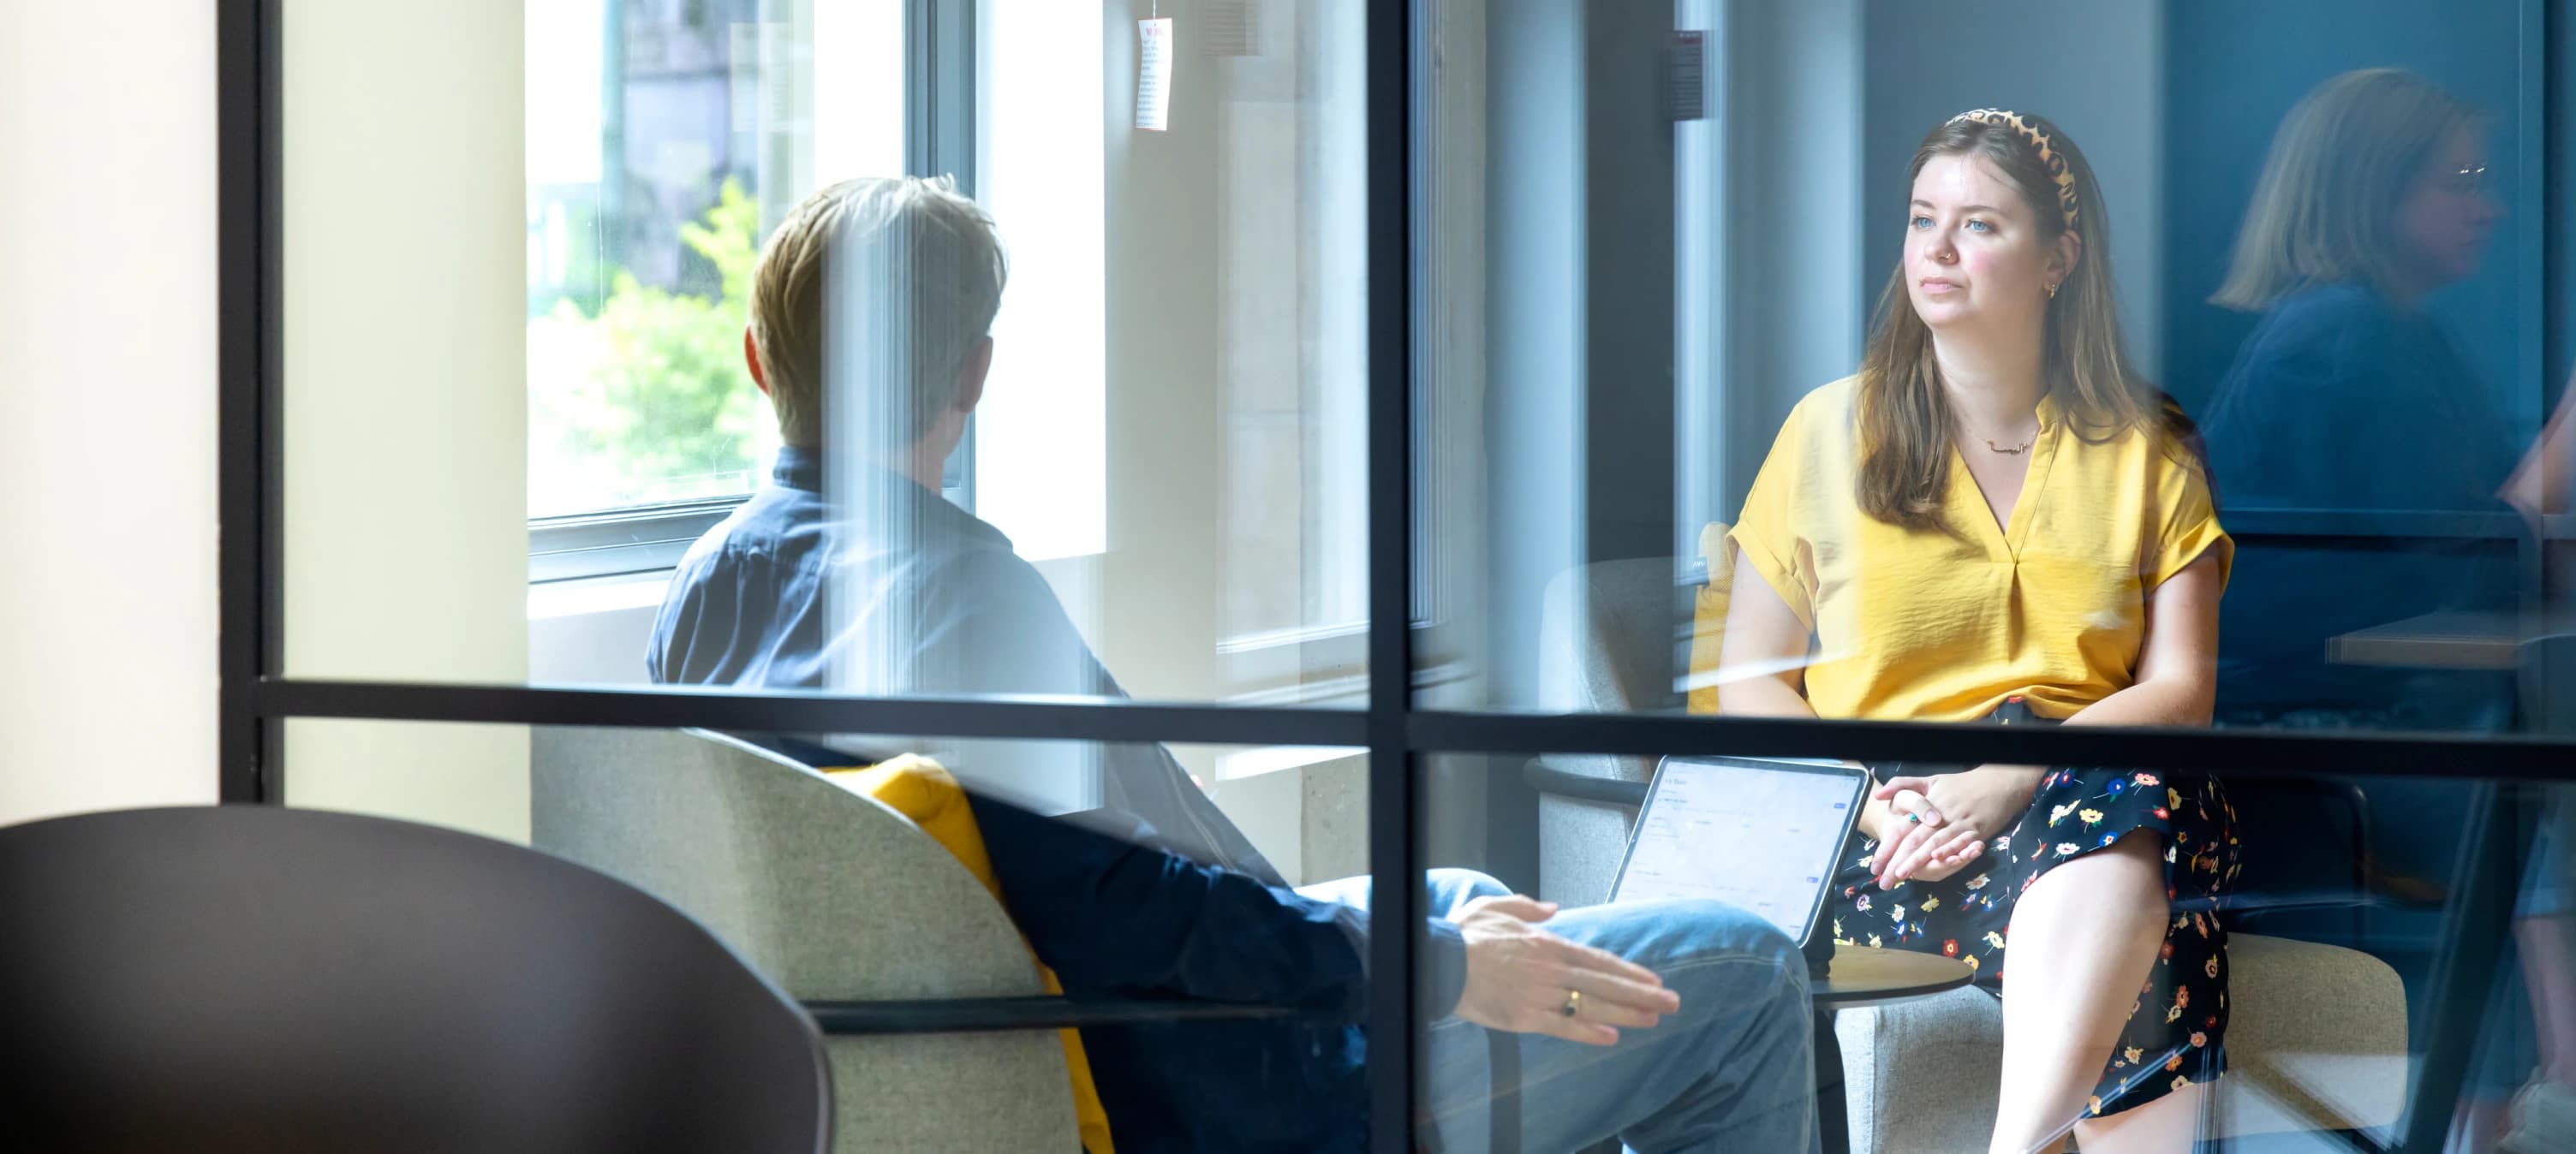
top-left (1608, 756), bottom-right (1869, 956)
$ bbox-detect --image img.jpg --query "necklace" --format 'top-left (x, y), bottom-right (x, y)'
top-left (1954, 394), bottom-right (2045, 454)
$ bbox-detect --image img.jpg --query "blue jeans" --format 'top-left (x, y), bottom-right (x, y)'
top-left (1298, 870), bottom-right (1819, 1154)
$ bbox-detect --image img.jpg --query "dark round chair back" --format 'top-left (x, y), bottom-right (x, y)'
top-left (0, 806), bottom-right (830, 1154)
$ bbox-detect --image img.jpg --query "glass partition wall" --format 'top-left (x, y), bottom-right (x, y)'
top-left (222, 3), bottom-right (2576, 1151)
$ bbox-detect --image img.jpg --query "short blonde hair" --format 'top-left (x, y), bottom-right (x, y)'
top-left (2211, 69), bottom-right (2480, 312)
top-left (748, 175), bottom-right (1007, 447)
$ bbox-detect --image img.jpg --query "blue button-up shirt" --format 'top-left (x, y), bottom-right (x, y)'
top-left (649, 446), bottom-right (1278, 876)
top-left (647, 447), bottom-right (1469, 1151)
top-left (2201, 283), bottom-right (2519, 722)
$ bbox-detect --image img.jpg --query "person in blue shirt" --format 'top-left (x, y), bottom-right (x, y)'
top-left (2201, 68), bottom-right (2518, 729)
top-left (2198, 70), bottom-right (2576, 1151)
top-left (649, 175), bottom-right (1820, 1151)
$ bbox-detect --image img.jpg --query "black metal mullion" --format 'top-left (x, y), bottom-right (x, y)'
top-left (803, 995), bottom-right (1309, 1036)
top-left (1410, 709), bottom-right (2576, 784)
top-left (254, 678), bottom-right (1369, 748)
top-left (246, 675), bottom-right (2576, 787)
top-left (218, 0), bottom-right (283, 806)
top-left (1363, 2), bottom-right (1422, 1151)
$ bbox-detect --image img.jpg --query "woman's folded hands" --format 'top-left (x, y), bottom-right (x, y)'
top-left (1869, 766), bottom-right (2046, 887)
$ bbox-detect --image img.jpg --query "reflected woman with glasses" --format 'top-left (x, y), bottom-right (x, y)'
top-left (2204, 69), bottom-right (2568, 1151)
top-left (2202, 68), bottom-right (2514, 730)
top-left (1719, 110), bottom-right (2236, 1152)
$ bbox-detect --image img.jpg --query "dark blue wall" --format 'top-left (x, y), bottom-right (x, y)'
top-left (2162, 0), bottom-right (2532, 432)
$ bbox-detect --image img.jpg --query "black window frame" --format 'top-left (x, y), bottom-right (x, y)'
top-left (218, 3), bottom-right (2576, 1151)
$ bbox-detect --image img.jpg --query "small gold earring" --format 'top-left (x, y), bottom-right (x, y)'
top-left (2047, 282), bottom-right (2060, 300)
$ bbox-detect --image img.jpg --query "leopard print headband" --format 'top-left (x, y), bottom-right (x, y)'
top-left (1948, 109), bottom-right (2079, 233)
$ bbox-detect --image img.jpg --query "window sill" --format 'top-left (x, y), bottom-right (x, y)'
top-left (528, 571), bottom-right (671, 620)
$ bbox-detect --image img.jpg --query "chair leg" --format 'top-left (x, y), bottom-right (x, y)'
top-left (2400, 783), bottom-right (2519, 1153)
top-left (1817, 1009), bottom-right (1851, 1154)
top-left (1489, 1029), bottom-right (1522, 1154)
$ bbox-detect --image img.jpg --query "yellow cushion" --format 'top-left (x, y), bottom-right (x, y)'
top-left (826, 757), bottom-right (1118, 1154)
top-left (1686, 520), bottom-right (1735, 715)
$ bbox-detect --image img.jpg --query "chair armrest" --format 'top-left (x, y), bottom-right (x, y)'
top-left (2234, 776), bottom-right (2374, 889)
top-left (802, 995), bottom-right (1329, 1036)
top-left (1524, 759), bottom-right (1649, 807)
top-left (2249, 776), bottom-right (2454, 909)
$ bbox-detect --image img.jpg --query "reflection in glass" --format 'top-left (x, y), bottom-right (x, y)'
top-left (2203, 68), bottom-right (2519, 734)
top-left (2507, 787), bottom-right (2576, 1151)
top-left (638, 170), bottom-right (1315, 841)
top-left (516, 2), bottom-right (1374, 708)
top-left (525, 727), bottom-right (1376, 1150)
top-left (297, 720), bottom-right (1832, 1151)
top-left (268, 4), bottom-right (2576, 1147)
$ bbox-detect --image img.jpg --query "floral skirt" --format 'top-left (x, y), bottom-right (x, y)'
top-left (1828, 767), bottom-right (2242, 1118)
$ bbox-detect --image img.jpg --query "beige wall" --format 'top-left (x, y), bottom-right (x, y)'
top-left (0, 0), bottom-right (220, 824)
top-left (280, 0), bottom-right (531, 841)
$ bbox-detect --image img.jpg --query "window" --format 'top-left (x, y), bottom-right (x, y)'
top-left (522, 0), bottom-right (1407, 706)
top-left (970, 0), bottom-right (1106, 562)
top-left (523, 0), bottom-right (904, 520)
top-left (235, 4), bottom-right (2576, 1151)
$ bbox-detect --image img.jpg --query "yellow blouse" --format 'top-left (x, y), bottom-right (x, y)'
top-left (1726, 376), bottom-right (2231, 723)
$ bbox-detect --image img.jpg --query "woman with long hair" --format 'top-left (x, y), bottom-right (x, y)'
top-left (2203, 68), bottom-right (2513, 728)
top-left (1717, 110), bottom-right (2236, 1152)
top-left (2206, 68), bottom-right (2558, 1153)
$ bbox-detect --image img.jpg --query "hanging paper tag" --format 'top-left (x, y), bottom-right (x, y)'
top-left (1667, 30), bottom-right (1707, 122)
top-left (1136, 17), bottom-right (1174, 132)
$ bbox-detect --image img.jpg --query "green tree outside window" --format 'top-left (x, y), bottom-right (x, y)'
top-left (530, 179), bottom-right (779, 516)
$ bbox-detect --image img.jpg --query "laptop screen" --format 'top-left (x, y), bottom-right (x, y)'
top-left (1608, 757), bottom-right (1869, 945)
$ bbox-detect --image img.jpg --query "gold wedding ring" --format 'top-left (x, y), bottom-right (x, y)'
top-left (1559, 989), bottom-right (1582, 1019)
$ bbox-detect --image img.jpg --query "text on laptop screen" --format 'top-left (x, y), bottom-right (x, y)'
top-left (1613, 759), bottom-right (1862, 942)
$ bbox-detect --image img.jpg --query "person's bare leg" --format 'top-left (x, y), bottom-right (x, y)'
top-left (1987, 832), bottom-right (2177, 1154)
top-left (2521, 915), bottom-right (2576, 1082)
top-left (2501, 913), bottom-right (2576, 1151)
top-left (2073, 1081), bottom-right (2206, 1154)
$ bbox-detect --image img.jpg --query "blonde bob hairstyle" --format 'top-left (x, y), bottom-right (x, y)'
top-left (747, 175), bottom-right (1008, 449)
top-left (2211, 68), bottom-right (2483, 312)
top-left (1857, 112), bottom-right (2195, 532)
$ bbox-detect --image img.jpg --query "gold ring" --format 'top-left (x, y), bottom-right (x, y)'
top-left (1559, 989), bottom-right (1582, 1018)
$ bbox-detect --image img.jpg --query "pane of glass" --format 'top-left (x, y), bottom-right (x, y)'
top-left (284, 0), bottom-right (902, 686)
top-left (970, 0), bottom-right (1369, 645)
top-left (1426, 0), bottom-right (2572, 741)
top-left (527, 0), bottom-right (903, 516)
top-left (285, 2), bottom-right (1372, 709)
top-left (1424, 747), bottom-right (2557, 1151)
top-left (1416, 0), bottom-right (2576, 1139)
top-left (286, 720), bottom-right (1374, 1149)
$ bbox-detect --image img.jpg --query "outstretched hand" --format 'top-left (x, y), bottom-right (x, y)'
top-left (1451, 895), bottom-right (1679, 1046)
